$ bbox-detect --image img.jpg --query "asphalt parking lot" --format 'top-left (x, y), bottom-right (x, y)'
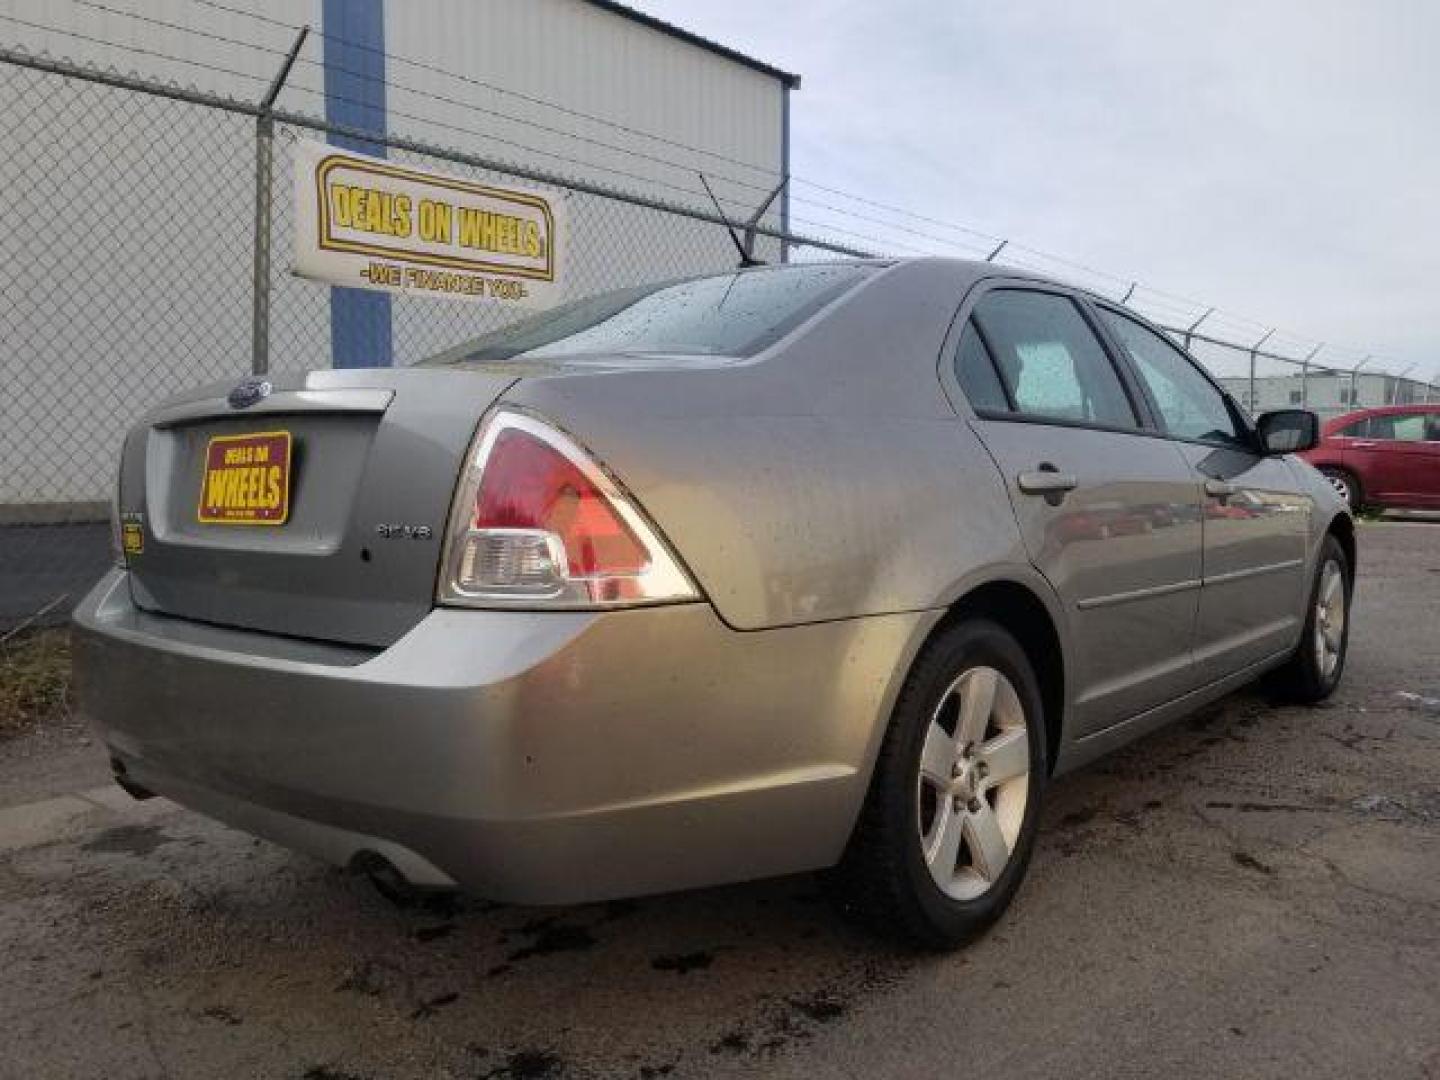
top-left (0, 521), bottom-right (107, 633)
top-left (1, 521), bottom-right (1437, 1080)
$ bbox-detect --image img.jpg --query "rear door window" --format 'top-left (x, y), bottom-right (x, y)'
top-left (1369, 413), bottom-right (1429, 442)
top-left (970, 290), bottom-right (1137, 427)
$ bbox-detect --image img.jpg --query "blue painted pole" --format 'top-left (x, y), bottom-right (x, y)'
top-left (321, 0), bottom-right (392, 368)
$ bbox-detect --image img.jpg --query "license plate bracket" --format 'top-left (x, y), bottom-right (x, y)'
top-left (197, 430), bottom-right (293, 525)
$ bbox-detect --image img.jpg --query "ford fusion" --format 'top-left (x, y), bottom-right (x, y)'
top-left (73, 259), bottom-right (1354, 948)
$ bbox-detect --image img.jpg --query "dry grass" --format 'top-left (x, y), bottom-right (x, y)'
top-left (0, 628), bottom-right (73, 740)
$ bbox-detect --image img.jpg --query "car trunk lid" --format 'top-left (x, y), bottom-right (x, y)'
top-left (120, 367), bottom-right (516, 647)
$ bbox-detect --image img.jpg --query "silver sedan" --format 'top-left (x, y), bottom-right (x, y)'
top-left (73, 259), bottom-right (1353, 948)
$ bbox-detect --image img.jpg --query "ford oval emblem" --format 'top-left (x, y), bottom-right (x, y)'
top-left (227, 378), bottom-right (272, 410)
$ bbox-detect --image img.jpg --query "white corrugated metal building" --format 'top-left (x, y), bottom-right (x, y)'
top-left (0, 0), bottom-right (799, 508)
top-left (1221, 372), bottom-right (1433, 421)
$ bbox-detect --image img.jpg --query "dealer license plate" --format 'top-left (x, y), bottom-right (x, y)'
top-left (196, 431), bottom-right (293, 525)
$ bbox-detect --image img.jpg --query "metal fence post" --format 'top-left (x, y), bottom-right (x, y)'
top-left (250, 27), bottom-right (309, 376)
top-left (1300, 343), bottom-right (1323, 407)
top-left (1248, 328), bottom-right (1274, 413)
top-left (1183, 307), bottom-right (1214, 351)
top-left (1350, 356), bottom-right (1371, 409)
top-left (1390, 363), bottom-right (1417, 404)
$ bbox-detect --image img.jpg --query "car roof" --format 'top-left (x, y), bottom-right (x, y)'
top-left (1331, 403), bottom-right (1440, 420)
top-left (1323, 403), bottom-right (1440, 432)
top-left (914, 255), bottom-right (1136, 304)
top-left (1361, 403), bottom-right (1440, 414)
top-left (747, 256), bottom-right (1110, 303)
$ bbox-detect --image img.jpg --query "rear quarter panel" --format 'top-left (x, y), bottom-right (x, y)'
top-left (503, 260), bottom-right (1037, 631)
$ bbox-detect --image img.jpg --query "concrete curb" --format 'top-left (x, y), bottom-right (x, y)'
top-left (0, 786), bottom-right (172, 853)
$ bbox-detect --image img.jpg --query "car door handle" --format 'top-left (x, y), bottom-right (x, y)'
top-left (1204, 479), bottom-right (1237, 500)
top-left (1017, 470), bottom-right (1079, 496)
top-left (1352, 441), bottom-right (1376, 449)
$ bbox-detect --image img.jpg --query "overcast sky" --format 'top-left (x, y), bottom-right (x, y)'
top-left (639, 0), bottom-right (1439, 378)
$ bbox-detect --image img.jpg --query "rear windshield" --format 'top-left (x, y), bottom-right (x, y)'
top-left (422, 263), bottom-right (875, 364)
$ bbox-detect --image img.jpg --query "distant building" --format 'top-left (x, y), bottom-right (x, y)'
top-left (1220, 370), bottom-right (1434, 421)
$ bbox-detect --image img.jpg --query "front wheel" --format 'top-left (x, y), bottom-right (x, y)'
top-left (833, 618), bottom-right (1046, 949)
top-left (1271, 535), bottom-right (1351, 703)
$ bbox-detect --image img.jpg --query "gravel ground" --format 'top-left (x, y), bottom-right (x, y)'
top-left (1, 521), bottom-right (1437, 1080)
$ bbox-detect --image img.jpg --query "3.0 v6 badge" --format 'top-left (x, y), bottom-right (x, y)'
top-left (375, 523), bottom-right (434, 540)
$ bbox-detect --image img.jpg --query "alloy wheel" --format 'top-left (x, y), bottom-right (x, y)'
top-left (916, 666), bottom-right (1030, 901)
top-left (1314, 558), bottom-right (1347, 681)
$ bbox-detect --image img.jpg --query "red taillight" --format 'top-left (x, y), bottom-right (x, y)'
top-left (439, 410), bottom-right (697, 608)
top-left (474, 428), bottom-right (647, 576)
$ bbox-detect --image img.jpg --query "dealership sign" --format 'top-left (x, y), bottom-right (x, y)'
top-left (293, 141), bottom-right (564, 307)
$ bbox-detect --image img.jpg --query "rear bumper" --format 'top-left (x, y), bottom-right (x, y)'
top-left (72, 571), bottom-right (928, 903)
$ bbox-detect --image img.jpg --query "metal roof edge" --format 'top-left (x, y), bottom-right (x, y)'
top-left (580, 0), bottom-right (801, 88)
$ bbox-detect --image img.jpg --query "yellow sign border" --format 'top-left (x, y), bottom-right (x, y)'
top-left (196, 430), bottom-right (295, 527)
top-left (314, 154), bottom-right (558, 282)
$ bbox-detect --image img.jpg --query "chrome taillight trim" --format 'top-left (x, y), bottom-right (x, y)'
top-left (437, 408), bottom-right (699, 609)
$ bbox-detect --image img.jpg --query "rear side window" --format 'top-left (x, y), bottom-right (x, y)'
top-left (425, 263), bottom-right (875, 364)
top-left (971, 290), bottom-right (1137, 427)
top-left (1368, 413), bottom-right (1429, 442)
top-left (1098, 308), bottom-right (1246, 447)
top-left (954, 320), bottom-right (1010, 413)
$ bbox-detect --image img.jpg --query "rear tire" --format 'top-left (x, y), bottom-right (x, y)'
top-left (1271, 535), bottom-right (1351, 703)
top-left (1319, 467), bottom-right (1363, 512)
top-left (832, 618), bottom-right (1046, 950)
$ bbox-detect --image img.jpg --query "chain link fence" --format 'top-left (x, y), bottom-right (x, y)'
top-left (992, 248), bottom-right (1440, 419)
top-left (0, 47), bottom-right (866, 630)
top-left (1, 46), bottom-right (1433, 631)
top-left (0, 54), bottom-right (259, 630)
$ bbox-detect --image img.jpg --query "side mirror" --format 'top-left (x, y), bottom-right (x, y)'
top-left (1255, 409), bottom-right (1319, 455)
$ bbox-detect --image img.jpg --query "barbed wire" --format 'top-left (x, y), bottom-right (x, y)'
top-left (0, 10), bottom-right (736, 205)
top-left (75, 0), bottom-right (1011, 256)
top-left (14, 3), bottom-right (1019, 259)
top-left (76, 0), bottom-right (795, 198)
top-left (0, 40), bottom-right (871, 262)
top-left (0, 10), bottom-right (273, 88)
top-left (180, 0), bottom-right (788, 180)
top-left (2, 4), bottom-right (1432, 385)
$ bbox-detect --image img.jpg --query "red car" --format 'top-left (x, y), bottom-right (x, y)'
top-left (1301, 404), bottom-right (1440, 511)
